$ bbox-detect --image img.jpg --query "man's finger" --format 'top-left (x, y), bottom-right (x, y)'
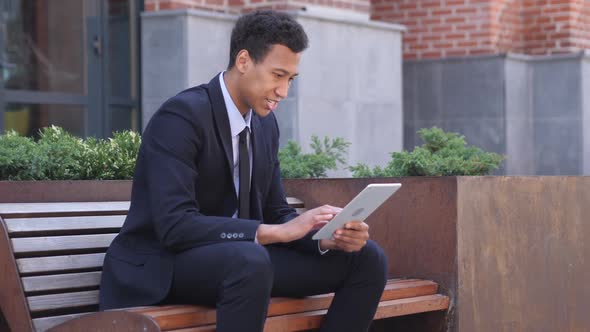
top-left (311, 220), bottom-right (329, 230)
top-left (344, 221), bottom-right (369, 231)
top-left (333, 233), bottom-right (368, 246)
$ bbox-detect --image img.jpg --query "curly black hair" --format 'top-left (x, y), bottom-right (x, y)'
top-left (227, 10), bottom-right (309, 69)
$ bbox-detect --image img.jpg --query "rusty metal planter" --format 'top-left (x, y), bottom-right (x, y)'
top-left (284, 177), bottom-right (590, 332)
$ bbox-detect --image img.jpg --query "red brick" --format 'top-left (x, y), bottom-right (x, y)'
top-left (433, 42), bottom-right (454, 48)
top-left (446, 33), bottom-right (467, 40)
top-left (457, 7), bottom-right (478, 14)
top-left (424, 17), bottom-right (443, 25)
top-left (446, 49), bottom-right (469, 57)
top-left (432, 9), bottom-right (453, 15)
top-left (422, 1), bottom-right (443, 9)
top-left (423, 34), bottom-right (443, 41)
top-left (446, 16), bottom-right (467, 23)
top-left (408, 10), bottom-right (429, 17)
top-left (399, 3), bottom-right (418, 10)
top-left (431, 25), bottom-right (454, 32)
top-left (446, 0), bottom-right (466, 5)
top-left (422, 50), bottom-right (443, 58)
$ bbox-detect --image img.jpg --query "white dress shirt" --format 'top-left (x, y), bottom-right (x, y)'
top-left (219, 72), bottom-right (328, 254)
top-left (219, 72), bottom-right (252, 219)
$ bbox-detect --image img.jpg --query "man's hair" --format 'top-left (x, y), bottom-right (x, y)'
top-left (228, 10), bottom-right (309, 69)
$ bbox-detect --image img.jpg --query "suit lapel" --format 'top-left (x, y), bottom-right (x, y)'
top-left (207, 73), bottom-right (236, 192)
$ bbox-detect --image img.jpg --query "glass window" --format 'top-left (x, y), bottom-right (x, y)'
top-left (108, 107), bottom-right (138, 135)
top-left (4, 103), bottom-right (86, 137)
top-left (4, 0), bottom-right (86, 94)
top-left (108, 0), bottom-right (136, 99)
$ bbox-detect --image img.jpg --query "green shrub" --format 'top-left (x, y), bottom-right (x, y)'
top-left (350, 127), bottom-right (504, 177)
top-left (0, 131), bottom-right (36, 180)
top-left (31, 126), bottom-right (86, 180)
top-left (0, 126), bottom-right (141, 180)
top-left (279, 135), bottom-right (350, 178)
top-left (108, 131), bottom-right (142, 179)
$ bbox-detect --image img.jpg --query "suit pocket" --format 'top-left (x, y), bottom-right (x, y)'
top-left (106, 244), bottom-right (149, 266)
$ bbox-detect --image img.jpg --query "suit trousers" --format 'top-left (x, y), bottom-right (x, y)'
top-left (166, 240), bottom-right (388, 332)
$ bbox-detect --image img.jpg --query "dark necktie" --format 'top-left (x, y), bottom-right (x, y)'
top-left (238, 128), bottom-right (250, 219)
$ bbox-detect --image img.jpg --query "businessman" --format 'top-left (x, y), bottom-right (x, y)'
top-left (99, 10), bottom-right (387, 332)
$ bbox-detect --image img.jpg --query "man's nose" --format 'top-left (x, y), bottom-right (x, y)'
top-left (275, 81), bottom-right (289, 99)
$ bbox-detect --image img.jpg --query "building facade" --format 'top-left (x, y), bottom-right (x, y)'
top-left (1, 0), bottom-right (589, 174)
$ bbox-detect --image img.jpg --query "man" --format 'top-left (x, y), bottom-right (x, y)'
top-left (99, 10), bottom-right (387, 332)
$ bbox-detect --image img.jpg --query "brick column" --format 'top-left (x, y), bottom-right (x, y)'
top-left (371, 0), bottom-right (590, 60)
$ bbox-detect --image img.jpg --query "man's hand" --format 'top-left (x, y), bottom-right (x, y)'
top-left (319, 221), bottom-right (370, 252)
top-left (256, 205), bottom-right (342, 245)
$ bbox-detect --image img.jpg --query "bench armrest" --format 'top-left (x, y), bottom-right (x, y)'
top-left (47, 311), bottom-right (161, 332)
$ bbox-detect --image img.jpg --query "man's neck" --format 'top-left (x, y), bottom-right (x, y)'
top-left (223, 70), bottom-right (249, 117)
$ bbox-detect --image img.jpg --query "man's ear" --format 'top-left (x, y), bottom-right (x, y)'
top-left (235, 49), bottom-right (251, 74)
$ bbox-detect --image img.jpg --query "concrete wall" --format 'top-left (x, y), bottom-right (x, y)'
top-left (141, 9), bottom-right (405, 175)
top-left (404, 52), bottom-right (590, 175)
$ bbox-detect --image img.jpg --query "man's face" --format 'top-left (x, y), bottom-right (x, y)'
top-left (239, 44), bottom-right (301, 118)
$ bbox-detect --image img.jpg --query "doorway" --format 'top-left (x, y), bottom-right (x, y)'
top-left (0, 0), bottom-right (141, 138)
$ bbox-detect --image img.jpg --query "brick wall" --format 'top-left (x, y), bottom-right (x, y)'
top-left (144, 0), bottom-right (370, 14)
top-left (371, 0), bottom-right (590, 59)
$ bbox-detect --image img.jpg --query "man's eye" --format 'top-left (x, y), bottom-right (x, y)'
top-left (274, 73), bottom-right (283, 78)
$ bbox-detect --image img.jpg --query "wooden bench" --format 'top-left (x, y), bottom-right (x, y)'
top-left (0, 199), bottom-right (450, 332)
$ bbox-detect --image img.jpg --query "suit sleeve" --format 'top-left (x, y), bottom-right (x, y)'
top-left (261, 114), bottom-right (321, 254)
top-left (140, 99), bottom-right (259, 252)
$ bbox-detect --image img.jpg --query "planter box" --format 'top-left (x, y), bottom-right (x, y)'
top-left (0, 181), bottom-right (133, 203)
top-left (284, 177), bottom-right (590, 332)
top-left (1, 177), bottom-right (588, 331)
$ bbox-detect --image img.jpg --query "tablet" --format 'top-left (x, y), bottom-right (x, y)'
top-left (312, 183), bottom-right (402, 240)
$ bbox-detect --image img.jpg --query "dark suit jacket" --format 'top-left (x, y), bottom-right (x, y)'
top-left (99, 74), bottom-right (317, 310)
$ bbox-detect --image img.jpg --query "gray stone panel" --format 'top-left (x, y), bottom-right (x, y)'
top-left (403, 61), bottom-right (444, 123)
top-left (403, 56), bottom-right (506, 162)
top-left (532, 58), bottom-right (581, 117)
top-left (531, 58), bottom-right (583, 174)
top-left (297, 13), bottom-right (404, 173)
top-left (505, 57), bottom-right (534, 175)
top-left (354, 103), bottom-right (402, 168)
top-left (440, 57), bottom-right (505, 119)
top-left (186, 13), bottom-right (235, 86)
top-left (533, 118), bottom-right (582, 175)
top-left (403, 54), bottom-right (589, 175)
top-left (141, 12), bottom-right (190, 127)
top-left (582, 54), bottom-right (590, 175)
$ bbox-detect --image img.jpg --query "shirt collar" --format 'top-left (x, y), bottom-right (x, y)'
top-left (219, 72), bottom-right (252, 137)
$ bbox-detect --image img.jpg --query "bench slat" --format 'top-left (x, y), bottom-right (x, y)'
top-left (5, 215), bottom-right (125, 236)
top-left (167, 294), bottom-right (450, 332)
top-left (0, 201), bottom-right (130, 218)
top-left (27, 290), bottom-right (99, 313)
top-left (17, 253), bottom-right (106, 274)
top-left (286, 197), bottom-right (304, 208)
top-left (0, 200), bottom-right (301, 218)
top-left (32, 313), bottom-right (86, 332)
top-left (134, 279), bottom-right (439, 330)
top-left (11, 234), bottom-right (116, 255)
top-left (22, 271), bottom-right (102, 293)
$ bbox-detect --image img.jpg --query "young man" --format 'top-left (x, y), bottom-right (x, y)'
top-left (100, 10), bottom-right (387, 332)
